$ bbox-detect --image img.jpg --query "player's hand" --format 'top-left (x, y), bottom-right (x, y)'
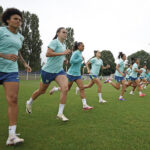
top-left (139, 70), bottom-right (142, 73)
top-left (64, 59), bottom-right (69, 64)
top-left (64, 49), bottom-right (72, 55)
top-left (2, 54), bottom-right (18, 62)
top-left (106, 64), bottom-right (110, 68)
top-left (87, 70), bottom-right (90, 74)
top-left (24, 63), bottom-right (32, 72)
top-left (121, 73), bottom-right (125, 77)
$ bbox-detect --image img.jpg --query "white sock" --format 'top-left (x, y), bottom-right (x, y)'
top-left (27, 97), bottom-right (33, 105)
top-left (82, 99), bottom-right (87, 106)
top-left (98, 93), bottom-right (102, 101)
top-left (58, 104), bottom-right (65, 115)
top-left (119, 96), bottom-right (123, 99)
top-left (130, 91), bottom-right (133, 93)
top-left (109, 80), bottom-right (112, 83)
top-left (9, 125), bottom-right (16, 136)
top-left (54, 87), bottom-right (59, 92)
top-left (139, 91), bottom-right (142, 95)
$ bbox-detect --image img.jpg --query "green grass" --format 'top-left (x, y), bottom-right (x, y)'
top-left (0, 80), bottom-right (150, 150)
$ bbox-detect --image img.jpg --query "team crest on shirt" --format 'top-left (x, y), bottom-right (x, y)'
top-left (46, 80), bottom-right (49, 83)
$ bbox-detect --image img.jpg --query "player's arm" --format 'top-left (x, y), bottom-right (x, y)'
top-left (18, 51), bottom-right (32, 72)
top-left (116, 64), bottom-right (125, 76)
top-left (135, 68), bottom-right (142, 73)
top-left (102, 64), bottom-right (110, 70)
top-left (46, 48), bottom-right (71, 57)
top-left (86, 61), bottom-right (91, 74)
top-left (0, 53), bottom-right (18, 62)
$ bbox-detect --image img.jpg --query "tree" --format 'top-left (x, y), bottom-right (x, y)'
top-left (0, 6), bottom-right (3, 26)
top-left (64, 27), bottom-right (75, 71)
top-left (127, 50), bottom-right (150, 69)
top-left (19, 11), bottom-right (42, 71)
top-left (100, 50), bottom-right (116, 75)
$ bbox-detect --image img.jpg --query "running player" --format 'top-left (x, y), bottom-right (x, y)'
top-left (76, 50), bottom-right (110, 103)
top-left (0, 8), bottom-right (32, 145)
top-left (26, 27), bottom-right (71, 121)
top-left (50, 41), bottom-right (93, 110)
top-left (127, 58), bottom-right (146, 97)
top-left (105, 52), bottom-right (127, 101)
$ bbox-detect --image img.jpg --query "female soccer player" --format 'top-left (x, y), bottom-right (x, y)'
top-left (139, 65), bottom-right (147, 89)
top-left (50, 41), bottom-right (93, 110)
top-left (0, 8), bottom-right (32, 145)
top-left (26, 27), bottom-right (71, 121)
top-left (76, 50), bottom-right (110, 103)
top-left (125, 64), bottom-right (132, 81)
top-left (127, 58), bottom-right (146, 97)
top-left (105, 52), bottom-right (127, 101)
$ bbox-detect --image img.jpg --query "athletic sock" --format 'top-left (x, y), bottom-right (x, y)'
top-left (82, 99), bottom-right (87, 107)
top-left (27, 97), bottom-right (33, 105)
top-left (9, 125), bottom-right (16, 136)
top-left (98, 93), bottom-right (102, 101)
top-left (58, 104), bottom-right (65, 115)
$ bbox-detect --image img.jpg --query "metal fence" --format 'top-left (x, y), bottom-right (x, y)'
top-left (19, 71), bottom-right (114, 81)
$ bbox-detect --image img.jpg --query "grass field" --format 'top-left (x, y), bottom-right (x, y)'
top-left (0, 80), bottom-right (150, 150)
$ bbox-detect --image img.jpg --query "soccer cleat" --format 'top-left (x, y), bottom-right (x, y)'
top-left (6, 134), bottom-right (24, 146)
top-left (139, 93), bottom-right (146, 97)
top-left (129, 91), bottom-right (134, 95)
top-left (26, 102), bottom-right (32, 114)
top-left (49, 86), bottom-right (56, 95)
top-left (118, 98), bottom-right (126, 101)
top-left (99, 99), bottom-right (107, 103)
top-left (104, 78), bottom-right (111, 83)
top-left (76, 87), bottom-right (79, 95)
top-left (57, 114), bottom-right (69, 122)
top-left (83, 104), bottom-right (93, 110)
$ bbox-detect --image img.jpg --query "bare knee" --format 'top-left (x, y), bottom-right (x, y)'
top-left (61, 86), bottom-right (68, 93)
top-left (38, 89), bottom-right (46, 94)
top-left (7, 95), bottom-right (18, 106)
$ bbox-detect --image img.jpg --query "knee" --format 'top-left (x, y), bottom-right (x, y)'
top-left (7, 95), bottom-right (18, 105)
top-left (38, 89), bottom-right (46, 94)
top-left (79, 86), bottom-right (84, 91)
top-left (61, 86), bottom-right (68, 93)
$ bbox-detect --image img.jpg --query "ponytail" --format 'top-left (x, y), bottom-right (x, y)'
top-left (118, 52), bottom-right (124, 59)
top-left (73, 41), bottom-right (83, 51)
top-left (53, 27), bottom-right (65, 40)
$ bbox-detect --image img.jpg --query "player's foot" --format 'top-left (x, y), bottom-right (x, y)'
top-left (26, 101), bottom-right (32, 114)
top-left (139, 93), bottom-right (146, 97)
top-left (76, 87), bottom-right (79, 95)
top-left (83, 104), bottom-right (93, 110)
top-left (49, 86), bottom-right (56, 95)
top-left (129, 91), bottom-right (134, 95)
top-left (118, 98), bottom-right (126, 101)
top-left (99, 99), bottom-right (107, 103)
top-left (6, 134), bottom-right (24, 146)
top-left (104, 78), bottom-right (111, 83)
top-left (57, 114), bottom-right (69, 122)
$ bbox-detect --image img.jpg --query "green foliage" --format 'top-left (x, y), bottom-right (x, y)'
top-left (100, 50), bottom-right (116, 75)
top-left (128, 50), bottom-right (150, 68)
top-left (19, 11), bottom-right (42, 71)
top-left (0, 6), bottom-right (3, 26)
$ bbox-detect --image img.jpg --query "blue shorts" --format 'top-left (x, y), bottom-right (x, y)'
top-left (67, 74), bottom-right (82, 82)
top-left (0, 72), bottom-right (19, 84)
top-left (140, 77), bottom-right (145, 80)
top-left (129, 76), bottom-right (138, 81)
top-left (89, 75), bottom-right (98, 80)
top-left (115, 76), bottom-right (124, 83)
top-left (41, 70), bottom-right (66, 84)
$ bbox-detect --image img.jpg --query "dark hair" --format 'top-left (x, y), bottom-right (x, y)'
top-left (131, 57), bottom-right (139, 65)
top-left (118, 52), bottom-right (125, 59)
top-left (2, 8), bottom-right (22, 25)
top-left (53, 27), bottom-right (65, 40)
top-left (73, 41), bottom-right (83, 51)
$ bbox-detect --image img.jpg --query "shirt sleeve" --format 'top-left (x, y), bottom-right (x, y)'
top-left (48, 40), bottom-right (57, 51)
top-left (101, 60), bottom-right (104, 66)
top-left (89, 58), bottom-right (95, 64)
top-left (0, 28), bottom-right (4, 40)
top-left (70, 52), bottom-right (82, 64)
